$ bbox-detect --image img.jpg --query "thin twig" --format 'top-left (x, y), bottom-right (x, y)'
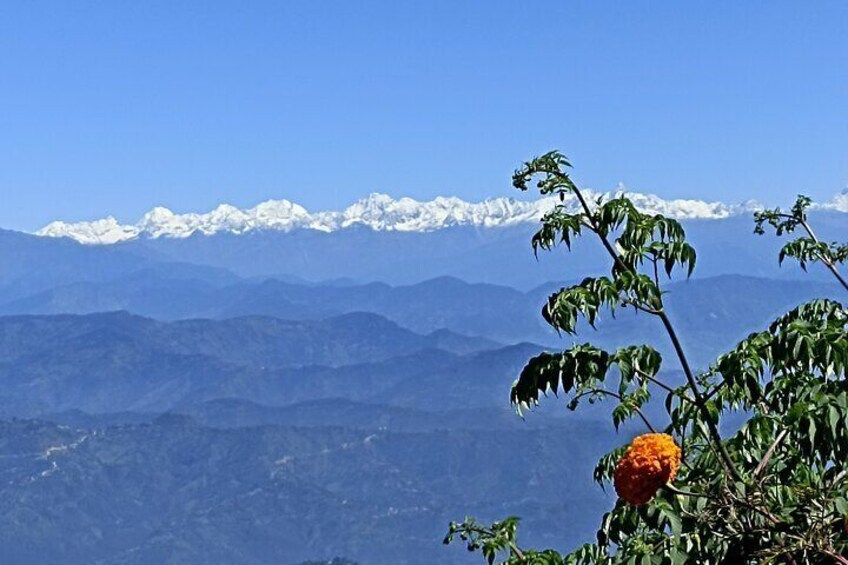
top-left (634, 367), bottom-right (694, 402)
top-left (798, 218), bottom-right (848, 292)
top-left (508, 542), bottom-right (526, 561)
top-left (572, 389), bottom-right (657, 433)
top-left (820, 549), bottom-right (848, 565)
top-left (622, 298), bottom-right (662, 315)
top-left (664, 483), bottom-right (714, 500)
top-left (753, 429), bottom-right (788, 478)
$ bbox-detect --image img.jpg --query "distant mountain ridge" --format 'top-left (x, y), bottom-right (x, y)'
top-left (0, 310), bottom-right (509, 415)
top-left (36, 189), bottom-right (772, 244)
top-left (3, 195), bottom-right (847, 563)
top-left (33, 189), bottom-right (848, 246)
top-left (2, 273), bottom-right (842, 364)
top-left (0, 274), bottom-right (842, 418)
top-left (1, 206), bottom-right (845, 288)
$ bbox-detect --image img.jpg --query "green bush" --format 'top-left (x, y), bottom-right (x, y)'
top-left (445, 151), bottom-right (848, 564)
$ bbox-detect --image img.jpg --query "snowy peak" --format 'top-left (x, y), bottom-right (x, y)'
top-left (134, 200), bottom-right (314, 240)
top-left (819, 188), bottom-right (848, 213)
top-left (35, 189), bottom-right (772, 245)
top-left (37, 217), bottom-right (141, 245)
top-left (313, 192), bottom-right (552, 232)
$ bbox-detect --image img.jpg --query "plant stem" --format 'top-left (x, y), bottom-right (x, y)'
top-left (573, 389), bottom-right (657, 432)
top-left (658, 311), bottom-right (743, 482)
top-left (820, 549), bottom-right (848, 565)
top-left (664, 483), bottom-right (714, 499)
top-left (509, 542), bottom-right (526, 561)
top-left (634, 367), bottom-right (689, 398)
top-left (753, 429), bottom-right (788, 478)
top-left (798, 218), bottom-right (848, 292)
top-left (565, 176), bottom-right (744, 482)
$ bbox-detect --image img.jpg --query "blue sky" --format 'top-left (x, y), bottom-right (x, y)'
top-left (1, 1), bottom-right (846, 231)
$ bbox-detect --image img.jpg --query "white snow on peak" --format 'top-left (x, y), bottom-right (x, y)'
top-left (621, 191), bottom-right (759, 220)
top-left (33, 188), bottom-right (779, 245)
top-left (313, 193), bottom-right (553, 232)
top-left (37, 217), bottom-right (141, 245)
top-left (819, 188), bottom-right (848, 213)
top-left (134, 200), bottom-right (314, 239)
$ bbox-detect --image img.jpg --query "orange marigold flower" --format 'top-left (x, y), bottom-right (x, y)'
top-left (613, 433), bottom-right (681, 505)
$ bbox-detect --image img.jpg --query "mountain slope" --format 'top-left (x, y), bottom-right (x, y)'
top-left (0, 311), bottom-right (501, 415)
top-left (0, 417), bottom-right (613, 565)
top-left (4, 274), bottom-right (843, 366)
top-left (118, 212), bottom-right (848, 286)
top-left (4, 209), bottom-right (848, 289)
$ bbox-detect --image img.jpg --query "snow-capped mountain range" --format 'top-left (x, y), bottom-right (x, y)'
top-left (35, 188), bottom-right (848, 246)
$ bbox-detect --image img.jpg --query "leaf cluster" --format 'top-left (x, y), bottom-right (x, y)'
top-left (755, 195), bottom-right (848, 289)
top-left (445, 517), bottom-right (566, 565)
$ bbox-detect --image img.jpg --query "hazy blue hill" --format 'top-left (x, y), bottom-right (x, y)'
top-left (0, 417), bottom-right (612, 565)
top-left (175, 398), bottom-right (556, 431)
top-left (164, 311), bottom-right (496, 365)
top-left (1, 216), bottom-right (845, 565)
top-left (4, 272), bottom-right (844, 356)
top-left (0, 273), bottom-right (545, 342)
top-left (0, 275), bottom-right (841, 416)
top-left (298, 559), bottom-right (360, 565)
top-left (0, 269), bottom-right (545, 341)
top-left (374, 342), bottom-right (545, 410)
top-left (0, 229), bottom-right (240, 303)
top-left (4, 212), bottom-right (846, 297)
top-left (0, 266), bottom-right (242, 320)
top-left (216, 275), bottom-right (544, 343)
top-left (0, 229), bottom-right (151, 301)
top-left (0, 310), bottom-right (494, 368)
top-left (117, 212), bottom-right (847, 286)
top-left (0, 271), bottom-right (840, 413)
top-left (0, 276), bottom-right (340, 322)
top-left (41, 399), bottom-right (578, 434)
top-left (0, 311), bottom-right (503, 416)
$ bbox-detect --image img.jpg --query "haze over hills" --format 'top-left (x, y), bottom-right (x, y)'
top-left (0, 191), bottom-right (846, 563)
top-left (0, 272), bottom-right (842, 365)
top-left (0, 417), bottom-right (613, 565)
top-left (0, 311), bottom-right (508, 415)
top-left (1, 187), bottom-right (845, 288)
top-left (0, 271), bottom-right (841, 415)
top-left (5, 0), bottom-right (847, 560)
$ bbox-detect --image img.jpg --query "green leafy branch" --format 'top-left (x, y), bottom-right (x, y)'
top-left (513, 150), bottom-right (740, 481)
top-left (755, 195), bottom-right (848, 291)
top-left (447, 152), bottom-right (848, 564)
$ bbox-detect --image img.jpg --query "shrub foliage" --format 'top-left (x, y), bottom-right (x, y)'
top-left (445, 151), bottom-right (848, 564)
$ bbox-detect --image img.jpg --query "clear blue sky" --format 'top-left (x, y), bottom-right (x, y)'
top-left (1, 1), bottom-right (846, 231)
